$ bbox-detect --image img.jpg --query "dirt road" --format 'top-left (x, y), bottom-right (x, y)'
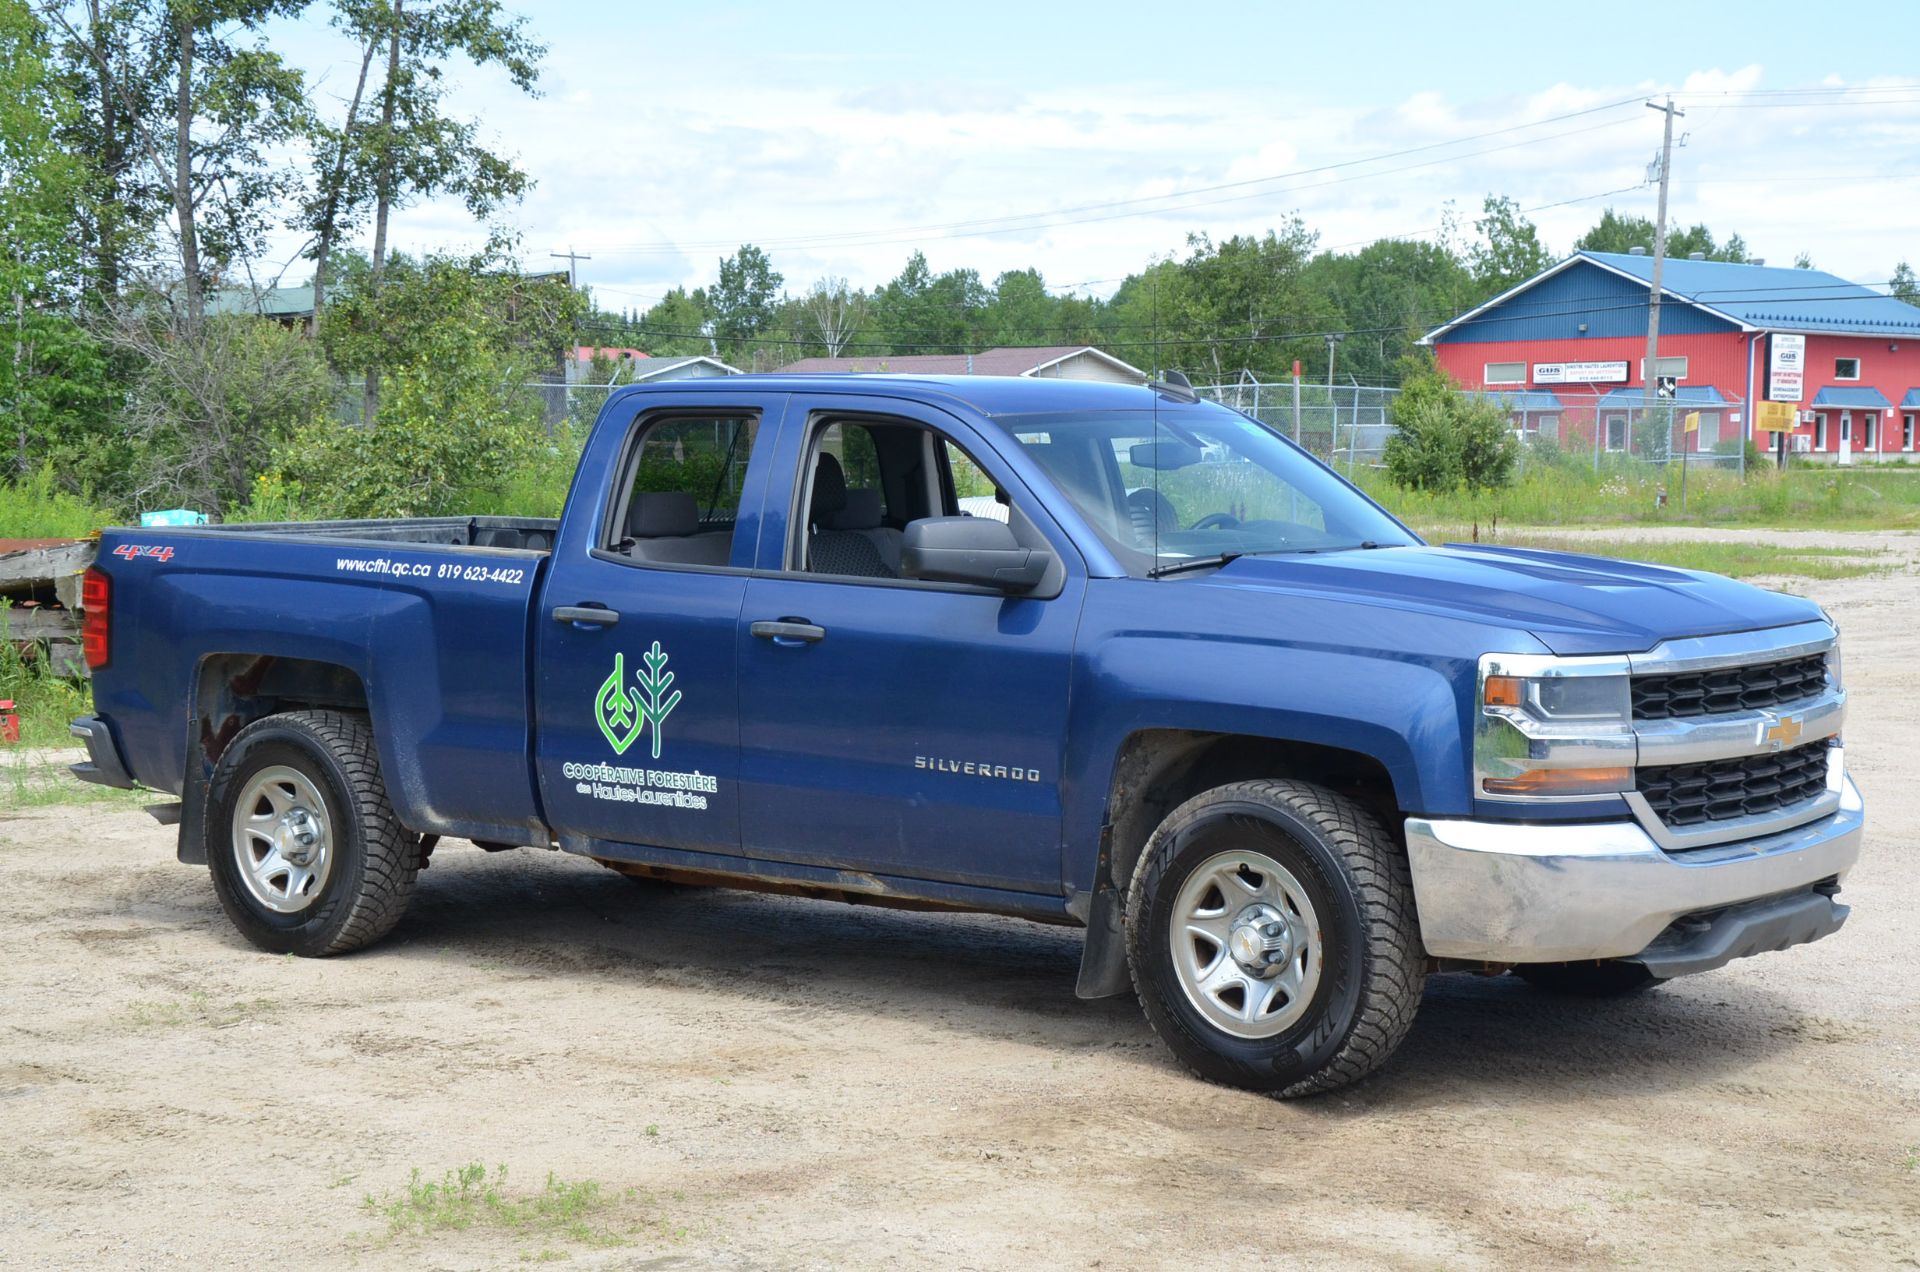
top-left (3, 529), bottom-right (1917, 1269)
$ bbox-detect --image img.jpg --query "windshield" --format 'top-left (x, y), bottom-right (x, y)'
top-left (999, 403), bottom-right (1418, 577)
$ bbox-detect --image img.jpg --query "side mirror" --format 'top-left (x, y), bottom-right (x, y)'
top-left (901, 517), bottom-right (1053, 593)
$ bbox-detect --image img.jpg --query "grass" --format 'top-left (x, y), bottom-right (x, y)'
top-left (1424, 534), bottom-right (1892, 581)
top-left (0, 464), bottom-right (115, 539)
top-left (1358, 461), bottom-right (1920, 534)
top-left (128, 992), bottom-right (282, 1029)
top-left (366, 1164), bottom-right (653, 1251)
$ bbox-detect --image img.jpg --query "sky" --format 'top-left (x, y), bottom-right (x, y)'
top-left (260, 1), bottom-right (1920, 313)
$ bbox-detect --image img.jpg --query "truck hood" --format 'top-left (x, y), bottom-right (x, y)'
top-left (1206, 544), bottom-right (1822, 656)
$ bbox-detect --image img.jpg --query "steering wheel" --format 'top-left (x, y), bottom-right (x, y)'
top-left (1189, 512), bottom-right (1242, 531)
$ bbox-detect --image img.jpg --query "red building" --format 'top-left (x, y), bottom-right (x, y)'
top-left (1421, 251), bottom-right (1920, 463)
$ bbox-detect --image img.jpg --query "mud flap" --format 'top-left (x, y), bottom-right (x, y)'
top-left (176, 718), bottom-right (210, 865)
top-left (1075, 882), bottom-right (1131, 999)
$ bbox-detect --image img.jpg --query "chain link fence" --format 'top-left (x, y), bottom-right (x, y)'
top-left (1194, 378), bottom-right (1751, 478)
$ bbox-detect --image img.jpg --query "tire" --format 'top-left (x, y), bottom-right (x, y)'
top-left (204, 710), bottom-right (420, 957)
top-left (1125, 779), bottom-right (1423, 1097)
top-left (1512, 961), bottom-right (1665, 997)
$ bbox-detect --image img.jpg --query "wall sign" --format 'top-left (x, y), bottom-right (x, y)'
top-left (1769, 334), bottom-right (1805, 403)
top-left (1532, 361), bottom-right (1629, 384)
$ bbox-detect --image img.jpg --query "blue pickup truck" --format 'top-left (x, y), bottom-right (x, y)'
top-left (69, 375), bottom-right (1863, 1095)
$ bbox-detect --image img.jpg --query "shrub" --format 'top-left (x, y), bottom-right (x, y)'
top-left (1384, 362), bottom-right (1518, 492)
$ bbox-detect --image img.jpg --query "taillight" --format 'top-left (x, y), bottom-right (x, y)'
top-left (81, 566), bottom-right (110, 670)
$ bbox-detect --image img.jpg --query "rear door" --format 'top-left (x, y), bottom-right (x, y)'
top-left (533, 393), bottom-right (783, 856)
top-left (734, 395), bottom-right (1086, 893)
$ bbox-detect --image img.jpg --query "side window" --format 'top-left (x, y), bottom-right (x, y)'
top-left (610, 414), bottom-right (758, 568)
top-left (792, 416), bottom-right (1054, 584)
top-left (943, 439), bottom-right (1006, 522)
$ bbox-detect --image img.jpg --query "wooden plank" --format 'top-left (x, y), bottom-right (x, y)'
top-left (0, 540), bottom-right (94, 593)
top-left (0, 608), bottom-right (81, 641)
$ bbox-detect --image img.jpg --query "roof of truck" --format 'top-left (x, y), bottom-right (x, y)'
top-left (608, 373), bottom-right (1186, 417)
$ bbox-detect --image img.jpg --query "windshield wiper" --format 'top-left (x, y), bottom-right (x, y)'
top-left (1147, 552), bottom-right (1242, 578)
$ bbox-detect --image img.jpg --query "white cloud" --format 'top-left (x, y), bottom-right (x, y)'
top-left (261, 50), bottom-right (1920, 309)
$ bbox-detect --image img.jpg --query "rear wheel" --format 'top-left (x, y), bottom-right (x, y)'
top-left (1125, 779), bottom-right (1423, 1097)
top-left (1513, 961), bottom-right (1664, 997)
top-left (205, 710), bottom-right (419, 957)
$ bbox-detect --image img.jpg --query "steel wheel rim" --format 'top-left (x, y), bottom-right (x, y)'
top-left (231, 765), bottom-right (335, 915)
top-left (1169, 846), bottom-right (1323, 1040)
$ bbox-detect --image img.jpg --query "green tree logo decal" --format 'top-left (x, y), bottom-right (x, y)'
top-left (594, 642), bottom-right (682, 759)
top-left (634, 641), bottom-right (681, 760)
top-left (595, 652), bottom-right (644, 755)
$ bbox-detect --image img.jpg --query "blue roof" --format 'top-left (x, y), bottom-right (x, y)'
top-left (1810, 385), bottom-right (1893, 409)
top-left (1902, 389), bottom-right (1920, 410)
top-left (1462, 389), bottom-right (1564, 413)
top-left (1595, 386), bottom-right (1729, 408)
top-left (1581, 252), bottom-right (1920, 335)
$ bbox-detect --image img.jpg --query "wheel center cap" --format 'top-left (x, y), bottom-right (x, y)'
top-left (278, 809), bottom-right (319, 866)
top-left (1228, 904), bottom-right (1293, 976)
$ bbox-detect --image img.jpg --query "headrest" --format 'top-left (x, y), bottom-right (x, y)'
top-left (832, 487), bottom-right (883, 531)
top-left (629, 490), bottom-right (699, 538)
top-left (809, 451), bottom-right (847, 523)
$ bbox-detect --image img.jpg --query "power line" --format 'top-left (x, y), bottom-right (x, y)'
top-left (581, 102), bottom-right (1652, 257)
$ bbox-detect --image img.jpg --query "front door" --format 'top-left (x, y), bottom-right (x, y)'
top-left (534, 399), bottom-right (780, 856)
top-left (734, 399), bottom-right (1084, 894)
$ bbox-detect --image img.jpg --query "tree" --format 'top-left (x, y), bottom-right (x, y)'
top-left (1575, 208), bottom-right (1749, 263)
top-left (46, 1), bottom-right (313, 329)
top-left (1105, 223), bottom-right (1330, 381)
top-left (1793, 252), bottom-right (1814, 270)
top-left (302, 0), bottom-right (543, 335)
top-left (1383, 358), bottom-right (1517, 492)
top-left (1890, 261), bottom-right (1917, 306)
top-left (799, 276), bottom-right (863, 357)
top-left (634, 286), bottom-right (711, 357)
top-left (0, 0), bottom-right (115, 488)
top-left (985, 268), bottom-right (1055, 346)
top-left (1469, 195), bottom-right (1551, 296)
top-left (706, 244), bottom-right (782, 358)
top-left (867, 251), bottom-right (989, 354)
top-left (320, 242), bottom-right (583, 419)
top-left (45, 0), bottom-right (166, 301)
top-left (1304, 238), bottom-right (1474, 385)
top-left (286, 245), bottom-right (581, 516)
top-left (106, 312), bottom-right (333, 513)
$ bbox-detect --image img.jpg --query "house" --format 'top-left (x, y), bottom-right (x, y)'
top-left (206, 285), bottom-right (315, 326)
top-left (567, 347), bottom-right (741, 384)
top-left (1421, 251), bottom-right (1920, 462)
top-left (774, 345), bottom-right (1147, 385)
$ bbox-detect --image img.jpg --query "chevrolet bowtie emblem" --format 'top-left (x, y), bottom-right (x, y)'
top-left (1762, 714), bottom-right (1804, 750)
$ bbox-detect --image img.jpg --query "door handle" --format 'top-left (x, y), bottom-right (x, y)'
top-left (751, 619), bottom-right (826, 645)
top-left (552, 605), bottom-right (620, 628)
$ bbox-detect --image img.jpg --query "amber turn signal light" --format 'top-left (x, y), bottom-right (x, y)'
top-left (1483, 675), bottom-right (1524, 708)
top-left (1481, 767), bottom-right (1632, 798)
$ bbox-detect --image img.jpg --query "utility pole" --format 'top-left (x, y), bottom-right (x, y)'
top-left (550, 246), bottom-right (592, 290)
top-left (1642, 96), bottom-right (1684, 462)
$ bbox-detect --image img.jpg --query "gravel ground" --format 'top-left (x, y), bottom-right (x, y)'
top-left (1, 528), bottom-right (1915, 1270)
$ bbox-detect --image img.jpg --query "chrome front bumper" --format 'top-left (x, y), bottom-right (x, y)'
top-left (1404, 774), bottom-right (1863, 966)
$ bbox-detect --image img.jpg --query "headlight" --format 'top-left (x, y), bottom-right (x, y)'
top-left (1476, 654), bottom-right (1634, 800)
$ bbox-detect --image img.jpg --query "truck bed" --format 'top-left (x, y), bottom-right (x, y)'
top-left (200, 515), bottom-right (561, 553)
top-left (89, 517), bottom-right (554, 847)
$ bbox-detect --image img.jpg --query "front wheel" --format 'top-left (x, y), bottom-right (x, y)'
top-left (1125, 780), bottom-right (1423, 1097)
top-left (205, 710), bottom-right (420, 957)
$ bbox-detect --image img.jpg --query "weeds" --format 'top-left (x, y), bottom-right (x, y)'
top-left (367, 1164), bottom-right (634, 1248)
top-left (1359, 463), bottom-right (1920, 534)
top-left (0, 464), bottom-right (114, 539)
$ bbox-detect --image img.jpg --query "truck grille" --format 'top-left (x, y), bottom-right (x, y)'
top-left (1637, 741), bottom-right (1831, 827)
top-left (1631, 652), bottom-right (1828, 721)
